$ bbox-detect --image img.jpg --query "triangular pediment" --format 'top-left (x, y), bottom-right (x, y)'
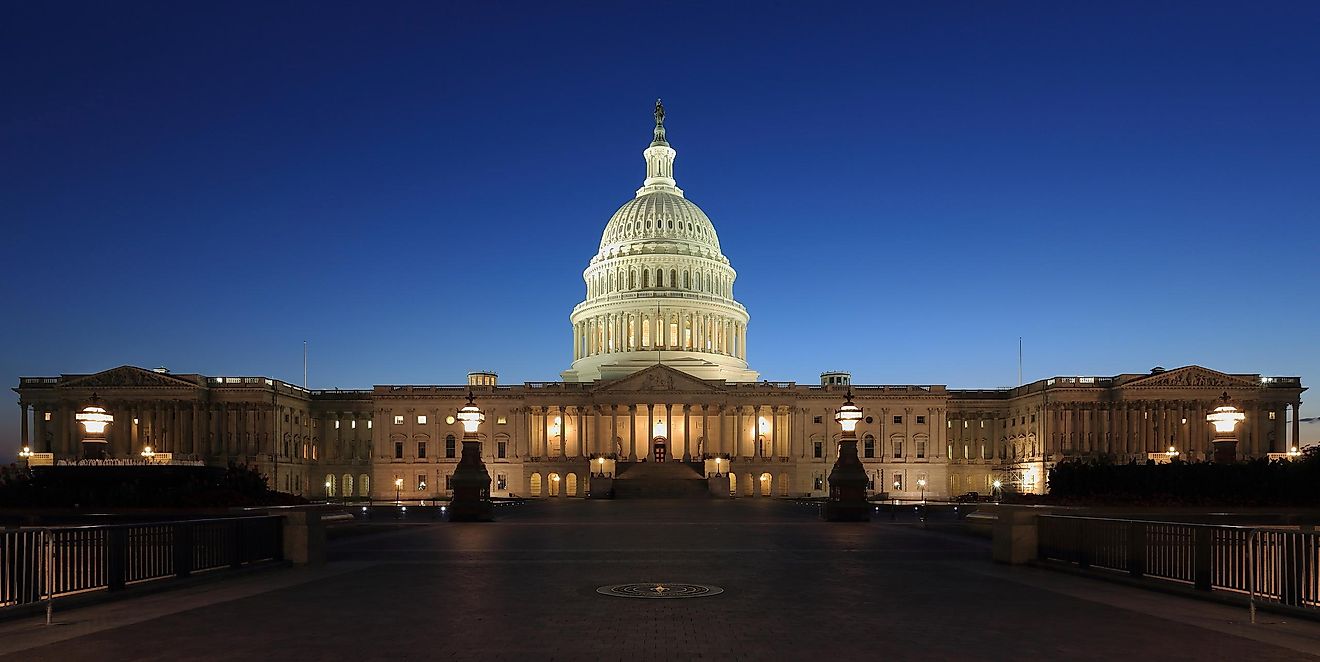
top-left (1117, 365), bottom-right (1258, 390)
top-left (61, 365), bottom-right (202, 390)
top-left (591, 364), bottom-right (727, 394)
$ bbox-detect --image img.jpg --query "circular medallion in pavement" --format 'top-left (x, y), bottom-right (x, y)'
top-left (596, 582), bottom-right (724, 599)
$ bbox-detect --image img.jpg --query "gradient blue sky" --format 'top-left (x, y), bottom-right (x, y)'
top-left (4, 1), bottom-right (1318, 452)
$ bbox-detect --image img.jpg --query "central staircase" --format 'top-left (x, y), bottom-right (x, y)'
top-left (613, 461), bottom-right (708, 498)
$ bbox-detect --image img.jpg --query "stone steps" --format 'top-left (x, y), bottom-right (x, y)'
top-left (613, 461), bottom-right (709, 499)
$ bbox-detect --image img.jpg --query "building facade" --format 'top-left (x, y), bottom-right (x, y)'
top-left (12, 105), bottom-right (1306, 500)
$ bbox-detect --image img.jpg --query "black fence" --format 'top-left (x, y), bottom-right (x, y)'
top-left (1, 516), bottom-right (283, 610)
top-left (1038, 515), bottom-right (1319, 612)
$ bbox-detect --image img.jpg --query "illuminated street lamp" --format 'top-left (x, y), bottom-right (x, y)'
top-left (1206, 392), bottom-right (1247, 463)
top-left (140, 445), bottom-right (156, 459)
top-left (992, 479), bottom-right (1003, 504)
top-left (824, 389), bottom-right (869, 521)
top-left (75, 393), bottom-right (114, 459)
top-left (394, 477), bottom-right (403, 503)
top-left (18, 446), bottom-right (33, 463)
top-left (917, 477), bottom-right (927, 504)
top-left (449, 391), bottom-right (494, 521)
top-left (714, 456), bottom-right (723, 477)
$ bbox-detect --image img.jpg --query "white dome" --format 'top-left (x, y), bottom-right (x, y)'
top-left (599, 191), bottom-right (723, 255)
top-left (562, 102), bottom-right (756, 384)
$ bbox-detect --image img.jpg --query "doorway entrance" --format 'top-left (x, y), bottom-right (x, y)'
top-left (653, 437), bottom-right (667, 463)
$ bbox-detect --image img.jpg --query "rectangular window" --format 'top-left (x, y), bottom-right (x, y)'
top-left (497, 416), bottom-right (507, 425)
top-left (893, 473), bottom-right (903, 491)
top-left (394, 442), bottom-right (403, 459)
top-left (496, 473), bottom-right (507, 490)
top-left (980, 420), bottom-right (986, 428)
top-left (963, 420), bottom-right (969, 428)
top-left (367, 420), bottom-right (372, 429)
top-left (393, 415), bottom-right (404, 425)
top-left (497, 440), bottom-right (507, 459)
top-left (44, 412), bottom-right (52, 421)
top-left (335, 420), bottom-right (341, 429)
top-left (916, 437), bottom-right (926, 458)
top-left (863, 439), bottom-right (875, 458)
top-left (916, 416), bottom-right (926, 424)
top-left (446, 437), bottom-right (457, 458)
top-left (893, 416), bottom-right (903, 424)
top-left (417, 415), bottom-right (427, 425)
top-left (892, 439), bottom-right (903, 458)
top-left (1269, 411), bottom-right (1277, 420)
top-left (1031, 415), bottom-right (1037, 423)
top-left (813, 416), bottom-right (823, 424)
top-left (417, 474), bottom-right (427, 491)
top-left (813, 441), bottom-right (823, 459)
top-left (418, 442), bottom-right (427, 459)
top-left (445, 474), bottom-right (453, 491)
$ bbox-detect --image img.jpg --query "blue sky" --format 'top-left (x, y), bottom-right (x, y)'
top-left (3, 1), bottom-right (1318, 450)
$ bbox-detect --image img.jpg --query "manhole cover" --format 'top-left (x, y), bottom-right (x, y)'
top-left (596, 583), bottom-right (723, 599)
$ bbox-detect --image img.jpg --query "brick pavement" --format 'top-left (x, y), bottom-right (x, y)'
top-left (2, 499), bottom-right (1318, 661)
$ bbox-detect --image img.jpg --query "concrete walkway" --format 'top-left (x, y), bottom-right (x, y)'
top-left (2, 500), bottom-right (1319, 661)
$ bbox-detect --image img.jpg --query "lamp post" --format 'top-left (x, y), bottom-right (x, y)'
top-left (18, 446), bottom-right (33, 464)
top-left (824, 389), bottom-right (869, 521)
top-left (75, 394), bottom-right (114, 460)
top-left (917, 478), bottom-right (927, 504)
top-left (992, 479), bottom-right (1003, 504)
top-left (140, 445), bottom-right (155, 460)
top-left (449, 391), bottom-right (494, 521)
top-left (394, 477), bottom-right (403, 504)
top-left (715, 456), bottom-right (723, 477)
top-left (1206, 392), bottom-right (1247, 463)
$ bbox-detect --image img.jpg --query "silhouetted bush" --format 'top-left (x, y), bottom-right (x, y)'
top-left (1045, 448), bottom-right (1320, 506)
top-left (0, 463), bottom-right (307, 508)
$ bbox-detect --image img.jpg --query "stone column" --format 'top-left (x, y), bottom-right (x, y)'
top-left (540, 407), bottom-right (550, 458)
top-left (19, 402), bottom-right (28, 451)
top-left (700, 405), bottom-right (709, 458)
top-left (646, 404), bottom-right (654, 459)
top-left (734, 407), bottom-right (744, 459)
top-left (628, 405), bottom-right (637, 461)
top-left (1294, 402), bottom-right (1303, 452)
top-left (664, 403), bottom-right (673, 456)
top-left (557, 405), bottom-right (567, 460)
top-left (682, 405), bottom-right (691, 461)
top-left (771, 406), bottom-right (780, 460)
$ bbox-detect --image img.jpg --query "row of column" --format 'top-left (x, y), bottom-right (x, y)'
top-left (1034, 400), bottom-right (1299, 459)
top-left (586, 265), bottom-right (731, 300)
top-left (16, 400), bottom-right (307, 459)
top-left (521, 404), bottom-right (791, 461)
top-left (573, 310), bottom-right (745, 360)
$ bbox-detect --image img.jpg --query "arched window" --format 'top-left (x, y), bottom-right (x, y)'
top-left (530, 473), bottom-right (543, 497)
top-left (643, 270), bottom-right (649, 288)
top-left (863, 434), bottom-right (876, 459)
top-left (891, 434), bottom-right (905, 458)
top-left (325, 473), bottom-right (336, 497)
top-left (777, 473), bottom-right (789, 496)
top-left (342, 474), bottom-right (353, 498)
top-left (656, 268), bottom-right (663, 287)
top-left (670, 269), bottom-right (677, 288)
top-left (695, 272), bottom-right (702, 291)
top-left (683, 270), bottom-right (690, 289)
top-left (628, 270), bottom-right (635, 290)
top-left (566, 473), bottom-right (578, 497)
top-left (914, 433), bottom-right (928, 459)
top-left (359, 474), bottom-right (370, 497)
top-left (548, 473), bottom-right (561, 496)
top-left (759, 472), bottom-right (773, 496)
top-left (729, 472), bottom-right (737, 497)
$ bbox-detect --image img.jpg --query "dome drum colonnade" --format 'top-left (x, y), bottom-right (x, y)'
top-left (562, 101), bottom-right (756, 383)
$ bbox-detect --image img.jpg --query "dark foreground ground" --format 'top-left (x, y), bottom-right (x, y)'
top-left (2, 499), bottom-right (1319, 661)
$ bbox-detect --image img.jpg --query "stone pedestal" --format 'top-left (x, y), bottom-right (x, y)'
top-left (449, 436), bottom-right (493, 522)
top-left (707, 474), bottom-right (730, 498)
top-left (824, 434), bottom-right (870, 522)
top-left (282, 511), bottom-right (327, 566)
top-left (1212, 438), bottom-right (1238, 464)
top-left (991, 509), bottom-right (1039, 565)
top-left (589, 476), bottom-right (614, 498)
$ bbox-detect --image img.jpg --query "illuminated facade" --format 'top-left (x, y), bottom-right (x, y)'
top-left (11, 106), bottom-right (1307, 500)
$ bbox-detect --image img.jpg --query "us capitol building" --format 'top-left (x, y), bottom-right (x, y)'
top-left (13, 104), bottom-right (1306, 501)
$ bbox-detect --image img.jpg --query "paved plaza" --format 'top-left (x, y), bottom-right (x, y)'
top-left (3, 500), bottom-right (1320, 661)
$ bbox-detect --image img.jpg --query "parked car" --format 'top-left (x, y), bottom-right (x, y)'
top-left (954, 491), bottom-right (980, 503)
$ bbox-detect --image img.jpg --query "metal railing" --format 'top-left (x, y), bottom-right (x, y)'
top-left (1, 516), bottom-right (284, 617)
top-left (1038, 515), bottom-right (1320, 615)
